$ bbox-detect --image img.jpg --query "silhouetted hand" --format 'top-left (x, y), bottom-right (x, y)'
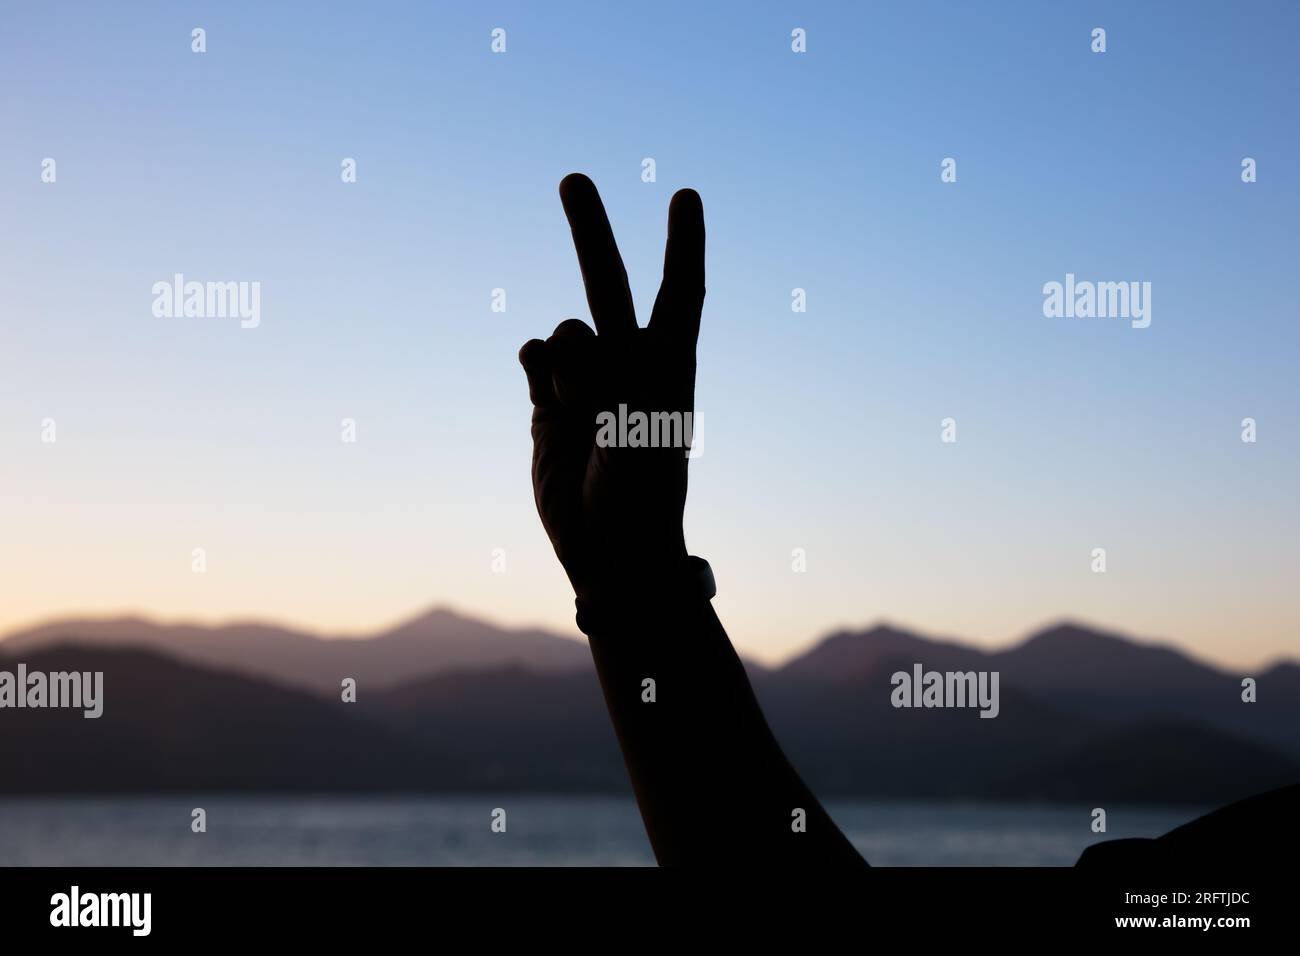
top-left (519, 176), bottom-right (863, 867)
top-left (519, 174), bottom-right (705, 602)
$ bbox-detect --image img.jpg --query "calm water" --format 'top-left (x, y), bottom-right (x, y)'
top-left (0, 796), bottom-right (1202, 866)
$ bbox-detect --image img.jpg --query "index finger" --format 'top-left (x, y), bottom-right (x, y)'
top-left (559, 173), bottom-right (637, 337)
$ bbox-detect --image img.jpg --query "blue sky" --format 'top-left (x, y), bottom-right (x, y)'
top-left (1, 1), bottom-right (1297, 667)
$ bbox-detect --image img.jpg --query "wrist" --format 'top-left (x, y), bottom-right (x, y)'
top-left (567, 539), bottom-right (688, 603)
top-left (574, 555), bottom-right (716, 635)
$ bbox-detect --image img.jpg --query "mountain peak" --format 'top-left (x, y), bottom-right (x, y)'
top-left (1017, 620), bottom-right (1133, 649)
top-left (780, 621), bottom-right (985, 680)
top-left (380, 604), bottom-right (476, 632)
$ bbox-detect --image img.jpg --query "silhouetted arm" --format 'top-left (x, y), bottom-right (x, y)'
top-left (579, 582), bottom-right (865, 865)
top-left (519, 174), bottom-right (863, 866)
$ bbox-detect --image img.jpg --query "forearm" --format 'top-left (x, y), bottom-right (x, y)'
top-left (578, 584), bottom-right (866, 867)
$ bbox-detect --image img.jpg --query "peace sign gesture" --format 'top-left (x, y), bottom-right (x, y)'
top-left (519, 174), bottom-right (705, 602)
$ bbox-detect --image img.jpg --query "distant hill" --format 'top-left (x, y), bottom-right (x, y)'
top-left (0, 645), bottom-right (444, 793)
top-left (2, 624), bottom-right (1296, 805)
top-left (374, 666), bottom-right (626, 791)
top-left (0, 607), bottom-right (592, 695)
top-left (779, 624), bottom-right (991, 681)
top-left (781, 621), bottom-right (1300, 757)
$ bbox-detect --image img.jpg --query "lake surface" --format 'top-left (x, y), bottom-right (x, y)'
top-left (0, 796), bottom-right (1203, 866)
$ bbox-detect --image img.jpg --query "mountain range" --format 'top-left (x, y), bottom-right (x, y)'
top-left (0, 607), bottom-right (592, 694)
top-left (1, 611), bottom-right (1295, 804)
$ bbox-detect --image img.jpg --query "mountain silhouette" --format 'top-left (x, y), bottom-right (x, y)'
top-left (374, 665), bottom-right (626, 791)
top-left (0, 607), bottom-right (591, 696)
top-left (0, 644), bottom-right (443, 792)
top-left (781, 620), bottom-right (1300, 757)
top-left (779, 624), bottom-right (991, 681)
top-left (2, 622), bottom-right (1295, 804)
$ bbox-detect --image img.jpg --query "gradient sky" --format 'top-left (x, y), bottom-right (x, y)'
top-left (2, 1), bottom-right (1297, 669)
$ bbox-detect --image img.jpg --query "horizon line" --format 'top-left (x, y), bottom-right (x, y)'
top-left (1, 604), bottom-right (1290, 674)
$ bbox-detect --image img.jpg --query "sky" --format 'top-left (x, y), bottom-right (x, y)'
top-left (1, 1), bottom-right (1296, 669)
